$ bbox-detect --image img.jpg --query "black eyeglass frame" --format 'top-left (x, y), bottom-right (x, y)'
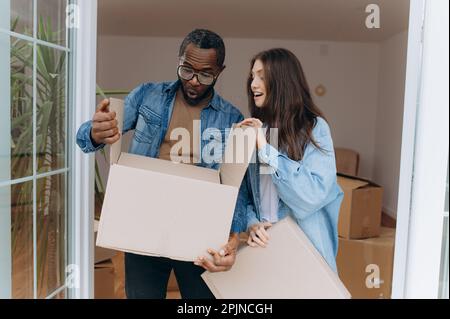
top-left (177, 65), bottom-right (219, 86)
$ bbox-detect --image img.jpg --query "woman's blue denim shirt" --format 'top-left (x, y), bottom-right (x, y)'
top-left (239, 117), bottom-right (343, 271)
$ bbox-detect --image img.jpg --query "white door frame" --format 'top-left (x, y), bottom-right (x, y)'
top-left (391, 0), bottom-right (426, 299)
top-left (392, 0), bottom-right (449, 299)
top-left (66, 0), bottom-right (448, 299)
top-left (68, 0), bottom-right (98, 299)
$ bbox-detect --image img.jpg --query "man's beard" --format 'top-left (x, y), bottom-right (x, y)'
top-left (180, 81), bottom-right (215, 106)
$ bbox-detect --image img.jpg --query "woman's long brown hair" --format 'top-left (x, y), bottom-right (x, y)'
top-left (247, 48), bottom-right (327, 161)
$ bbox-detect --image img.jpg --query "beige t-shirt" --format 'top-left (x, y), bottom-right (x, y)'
top-left (158, 89), bottom-right (208, 164)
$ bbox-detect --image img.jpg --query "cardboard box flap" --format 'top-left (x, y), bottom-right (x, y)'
top-left (108, 98), bottom-right (125, 165)
top-left (337, 175), bottom-right (368, 190)
top-left (219, 125), bottom-right (257, 188)
top-left (94, 259), bottom-right (114, 269)
top-left (118, 152), bottom-right (220, 184)
top-left (338, 173), bottom-right (382, 188)
top-left (355, 227), bottom-right (396, 245)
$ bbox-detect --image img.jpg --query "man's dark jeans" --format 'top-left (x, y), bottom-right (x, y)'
top-left (124, 252), bottom-right (215, 299)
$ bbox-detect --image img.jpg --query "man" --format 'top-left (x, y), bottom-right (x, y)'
top-left (76, 29), bottom-right (247, 298)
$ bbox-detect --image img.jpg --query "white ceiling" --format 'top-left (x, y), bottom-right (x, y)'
top-left (98, 0), bottom-right (410, 42)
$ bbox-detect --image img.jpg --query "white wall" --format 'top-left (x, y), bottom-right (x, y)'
top-left (373, 31), bottom-right (409, 218)
top-left (96, 34), bottom-right (408, 217)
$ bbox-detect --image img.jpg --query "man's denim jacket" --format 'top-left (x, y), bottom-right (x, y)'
top-left (76, 80), bottom-right (247, 233)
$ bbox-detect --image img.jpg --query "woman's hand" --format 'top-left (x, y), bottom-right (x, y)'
top-left (247, 222), bottom-right (272, 248)
top-left (237, 118), bottom-right (267, 150)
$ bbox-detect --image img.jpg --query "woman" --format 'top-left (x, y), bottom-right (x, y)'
top-left (238, 48), bottom-right (343, 271)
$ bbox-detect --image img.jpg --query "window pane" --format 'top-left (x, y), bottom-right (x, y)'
top-left (36, 44), bottom-right (66, 174)
top-left (10, 36), bottom-right (33, 181)
top-left (37, 0), bottom-right (67, 47)
top-left (10, 181), bottom-right (34, 299)
top-left (0, 32), bottom-right (12, 185)
top-left (36, 173), bottom-right (65, 298)
top-left (10, 0), bottom-right (33, 36)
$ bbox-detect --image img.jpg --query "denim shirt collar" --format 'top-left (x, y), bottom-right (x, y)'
top-left (164, 80), bottom-right (224, 112)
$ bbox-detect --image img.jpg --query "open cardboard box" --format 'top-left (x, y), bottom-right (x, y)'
top-left (201, 216), bottom-right (351, 299)
top-left (96, 98), bottom-right (257, 261)
top-left (337, 173), bottom-right (383, 239)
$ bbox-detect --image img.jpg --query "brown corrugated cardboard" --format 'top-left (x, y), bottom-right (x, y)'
top-left (94, 219), bottom-right (117, 264)
top-left (94, 259), bottom-right (115, 299)
top-left (97, 98), bottom-right (257, 261)
top-left (335, 148), bottom-right (360, 176)
top-left (201, 216), bottom-right (351, 299)
top-left (336, 227), bottom-right (395, 299)
top-left (337, 173), bottom-right (383, 239)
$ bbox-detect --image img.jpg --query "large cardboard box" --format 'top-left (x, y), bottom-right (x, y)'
top-left (94, 219), bottom-right (117, 264)
top-left (337, 174), bottom-right (383, 239)
top-left (94, 259), bottom-right (115, 299)
top-left (96, 98), bottom-right (257, 261)
top-left (201, 216), bottom-right (351, 299)
top-left (336, 227), bottom-right (395, 299)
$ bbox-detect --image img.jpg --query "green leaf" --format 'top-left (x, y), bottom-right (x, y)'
top-left (11, 16), bottom-right (19, 32)
top-left (96, 84), bottom-right (108, 101)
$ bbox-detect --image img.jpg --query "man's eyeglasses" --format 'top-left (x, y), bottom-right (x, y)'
top-left (177, 65), bottom-right (217, 86)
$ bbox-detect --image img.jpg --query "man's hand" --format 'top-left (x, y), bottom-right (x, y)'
top-left (91, 99), bottom-right (120, 145)
top-left (194, 233), bottom-right (240, 273)
top-left (247, 222), bottom-right (272, 248)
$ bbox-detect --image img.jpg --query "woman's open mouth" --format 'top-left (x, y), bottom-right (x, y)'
top-left (253, 92), bottom-right (264, 100)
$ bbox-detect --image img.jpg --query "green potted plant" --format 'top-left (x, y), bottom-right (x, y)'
top-left (10, 16), bottom-right (65, 297)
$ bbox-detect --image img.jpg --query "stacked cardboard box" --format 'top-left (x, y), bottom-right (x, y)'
top-left (95, 260), bottom-right (115, 299)
top-left (337, 174), bottom-right (383, 239)
top-left (94, 220), bottom-right (117, 299)
top-left (336, 227), bottom-right (395, 299)
top-left (336, 174), bottom-right (395, 299)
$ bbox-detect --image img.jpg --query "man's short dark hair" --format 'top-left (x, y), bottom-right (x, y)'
top-left (179, 29), bottom-right (225, 67)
